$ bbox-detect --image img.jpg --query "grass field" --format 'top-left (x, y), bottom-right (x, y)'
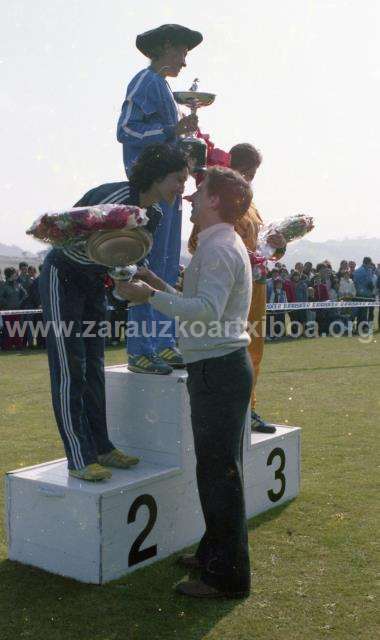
top-left (0, 337), bottom-right (379, 640)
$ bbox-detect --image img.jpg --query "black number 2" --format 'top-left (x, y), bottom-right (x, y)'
top-left (267, 447), bottom-right (286, 502)
top-left (128, 494), bottom-right (158, 567)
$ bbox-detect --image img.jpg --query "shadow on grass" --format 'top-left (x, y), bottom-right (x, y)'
top-left (247, 499), bottom-right (294, 532)
top-left (0, 556), bottom-right (238, 640)
top-left (0, 501), bottom-right (293, 640)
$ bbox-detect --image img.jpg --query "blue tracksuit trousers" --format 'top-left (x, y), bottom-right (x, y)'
top-left (127, 197), bottom-right (182, 356)
top-left (39, 249), bottom-right (114, 470)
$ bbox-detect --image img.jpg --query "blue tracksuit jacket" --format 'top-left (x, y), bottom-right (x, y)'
top-left (116, 67), bottom-right (179, 175)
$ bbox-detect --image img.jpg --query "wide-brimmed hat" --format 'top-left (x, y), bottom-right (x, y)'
top-left (136, 24), bottom-right (203, 58)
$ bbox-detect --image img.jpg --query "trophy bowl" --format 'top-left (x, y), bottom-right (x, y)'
top-left (86, 227), bottom-right (152, 268)
top-left (173, 91), bottom-right (216, 110)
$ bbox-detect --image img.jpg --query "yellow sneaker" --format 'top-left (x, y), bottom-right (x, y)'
top-left (69, 463), bottom-right (112, 482)
top-left (98, 448), bottom-right (140, 469)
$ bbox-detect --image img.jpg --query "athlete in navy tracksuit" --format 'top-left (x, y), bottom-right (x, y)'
top-left (116, 23), bottom-right (202, 373)
top-left (39, 144), bottom-right (188, 480)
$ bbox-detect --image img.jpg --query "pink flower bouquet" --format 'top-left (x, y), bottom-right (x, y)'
top-left (26, 204), bottom-right (148, 247)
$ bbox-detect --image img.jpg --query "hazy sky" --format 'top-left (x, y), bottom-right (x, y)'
top-left (1, 0), bottom-right (379, 252)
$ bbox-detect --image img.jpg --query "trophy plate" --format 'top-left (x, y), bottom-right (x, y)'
top-left (173, 91), bottom-right (215, 109)
top-left (87, 228), bottom-right (152, 267)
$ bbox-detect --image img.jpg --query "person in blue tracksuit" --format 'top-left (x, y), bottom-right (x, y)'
top-left (117, 24), bottom-right (202, 374)
top-left (39, 144), bottom-right (188, 481)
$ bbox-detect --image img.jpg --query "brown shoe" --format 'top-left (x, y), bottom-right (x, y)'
top-left (175, 580), bottom-right (249, 600)
top-left (177, 554), bottom-right (201, 569)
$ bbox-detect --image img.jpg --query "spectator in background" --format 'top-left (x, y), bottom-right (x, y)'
top-left (329, 275), bottom-right (339, 301)
top-left (313, 272), bottom-right (329, 301)
top-left (279, 267), bottom-right (289, 281)
top-left (0, 270), bottom-right (4, 349)
top-left (353, 257), bottom-right (375, 331)
top-left (289, 271), bottom-right (308, 337)
top-left (305, 286), bottom-right (317, 335)
top-left (348, 260), bottom-right (356, 277)
top-left (337, 260), bottom-right (348, 280)
top-left (294, 262), bottom-right (304, 275)
top-left (0, 267), bottom-right (26, 350)
top-left (267, 278), bottom-right (287, 340)
top-left (0, 267), bottom-right (26, 310)
top-left (313, 272), bottom-right (329, 335)
top-left (28, 265), bottom-right (37, 280)
top-left (316, 262), bottom-right (332, 293)
top-left (339, 271), bottom-right (356, 299)
top-left (281, 269), bottom-right (296, 304)
top-left (326, 275), bottom-right (342, 333)
top-left (22, 264), bottom-right (45, 349)
top-left (302, 261), bottom-right (313, 282)
top-left (17, 262), bottom-right (32, 293)
top-left (338, 270), bottom-right (356, 330)
top-left (377, 269), bottom-right (380, 298)
top-left (266, 268), bottom-right (280, 300)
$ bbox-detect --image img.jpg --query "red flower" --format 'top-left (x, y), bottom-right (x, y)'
top-left (102, 206), bottom-right (135, 229)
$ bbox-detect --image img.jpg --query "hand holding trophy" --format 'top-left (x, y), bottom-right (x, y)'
top-left (173, 78), bottom-right (216, 172)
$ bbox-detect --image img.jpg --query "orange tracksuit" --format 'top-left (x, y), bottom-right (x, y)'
top-left (188, 203), bottom-right (265, 410)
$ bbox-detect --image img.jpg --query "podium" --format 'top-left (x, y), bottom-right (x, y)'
top-left (6, 367), bottom-right (300, 584)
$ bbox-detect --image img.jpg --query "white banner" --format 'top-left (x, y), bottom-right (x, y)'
top-left (266, 300), bottom-right (379, 311)
top-left (1, 300), bottom-right (379, 316)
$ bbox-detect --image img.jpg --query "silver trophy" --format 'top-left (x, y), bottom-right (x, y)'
top-left (86, 227), bottom-right (152, 280)
top-left (173, 79), bottom-right (216, 171)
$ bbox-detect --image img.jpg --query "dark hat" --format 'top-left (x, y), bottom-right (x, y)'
top-left (136, 24), bottom-right (203, 58)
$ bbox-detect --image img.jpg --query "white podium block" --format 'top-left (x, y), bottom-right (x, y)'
top-left (6, 367), bottom-right (300, 584)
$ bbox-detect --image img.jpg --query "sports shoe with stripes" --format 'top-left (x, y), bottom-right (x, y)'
top-left (127, 354), bottom-right (173, 375)
top-left (251, 410), bottom-right (276, 434)
top-left (69, 463), bottom-right (112, 482)
top-left (98, 448), bottom-right (139, 468)
top-left (158, 347), bottom-right (186, 368)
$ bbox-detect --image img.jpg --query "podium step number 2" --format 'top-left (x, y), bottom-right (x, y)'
top-left (6, 367), bottom-right (301, 584)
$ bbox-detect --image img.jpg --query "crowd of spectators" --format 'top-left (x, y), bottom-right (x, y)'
top-left (0, 262), bottom-right (45, 350)
top-left (0, 257), bottom-right (379, 350)
top-left (266, 257), bottom-right (379, 339)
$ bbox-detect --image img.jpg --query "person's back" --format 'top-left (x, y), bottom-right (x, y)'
top-left (353, 261), bottom-right (374, 298)
top-left (0, 276), bottom-right (25, 310)
top-left (339, 276), bottom-right (355, 299)
top-left (295, 279), bottom-right (308, 302)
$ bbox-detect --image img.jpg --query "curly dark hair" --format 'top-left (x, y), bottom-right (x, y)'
top-left (4, 267), bottom-right (16, 279)
top-left (205, 166), bottom-right (253, 222)
top-left (129, 144), bottom-right (188, 192)
top-left (229, 143), bottom-right (262, 171)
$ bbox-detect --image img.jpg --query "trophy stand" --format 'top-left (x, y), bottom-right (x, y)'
top-left (173, 79), bottom-right (216, 172)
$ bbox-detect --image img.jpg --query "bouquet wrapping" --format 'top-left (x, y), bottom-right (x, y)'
top-left (249, 214), bottom-right (314, 281)
top-left (256, 214), bottom-right (314, 259)
top-left (26, 204), bottom-right (148, 247)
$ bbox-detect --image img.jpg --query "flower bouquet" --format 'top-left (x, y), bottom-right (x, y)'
top-left (26, 204), bottom-right (148, 247)
top-left (256, 214), bottom-right (314, 260)
top-left (248, 214), bottom-right (314, 281)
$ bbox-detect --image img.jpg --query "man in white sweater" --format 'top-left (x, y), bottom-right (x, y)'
top-left (116, 166), bottom-right (254, 599)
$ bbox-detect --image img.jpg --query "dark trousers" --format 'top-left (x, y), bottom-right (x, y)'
top-left (186, 347), bottom-right (253, 596)
top-left (355, 299), bottom-right (374, 326)
top-left (39, 249), bottom-right (114, 470)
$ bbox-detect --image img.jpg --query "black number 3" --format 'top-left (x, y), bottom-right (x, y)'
top-left (267, 447), bottom-right (286, 502)
top-left (128, 494), bottom-right (158, 567)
